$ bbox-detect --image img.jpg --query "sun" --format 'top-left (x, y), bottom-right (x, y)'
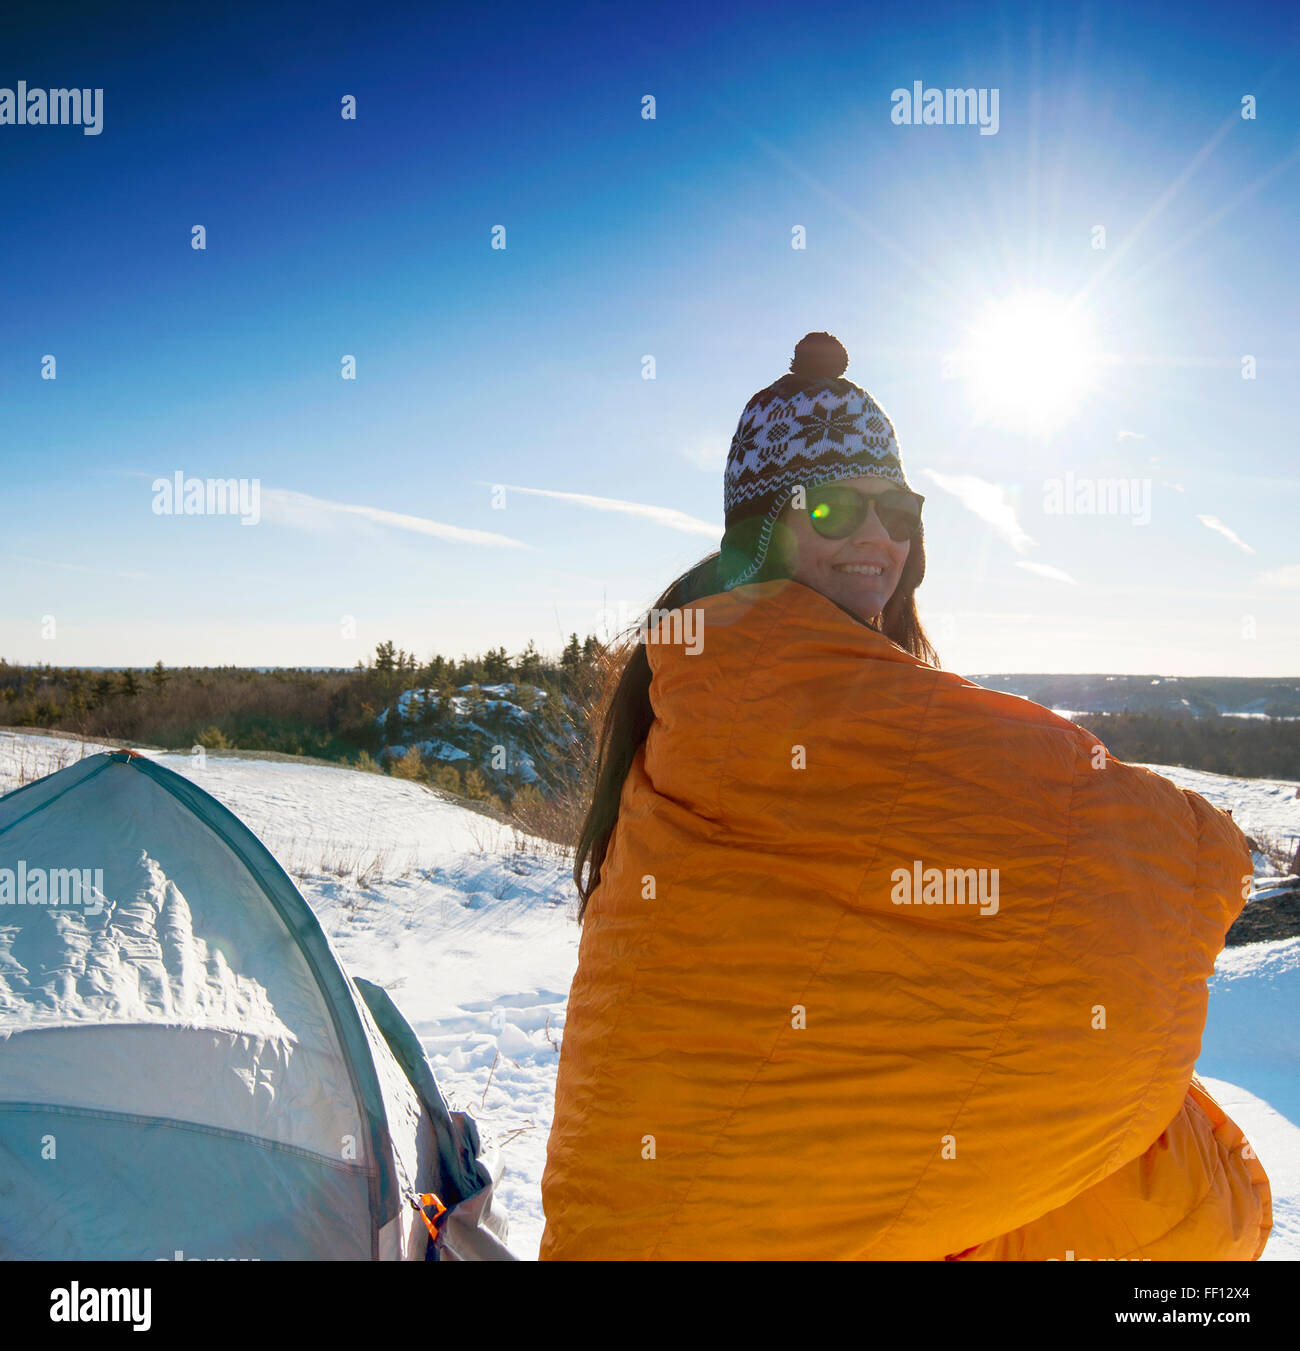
top-left (959, 289), bottom-right (1101, 436)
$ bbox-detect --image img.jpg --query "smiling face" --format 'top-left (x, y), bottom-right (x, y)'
top-left (779, 474), bottom-right (913, 624)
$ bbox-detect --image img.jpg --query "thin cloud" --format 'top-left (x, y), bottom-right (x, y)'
top-left (1196, 514), bottom-right (1255, 554)
top-left (262, 489), bottom-right (529, 548)
top-left (1116, 429), bottom-right (1146, 441)
top-left (8, 553), bottom-right (153, 582)
top-left (921, 470), bottom-right (1035, 553)
top-left (1015, 560), bottom-right (1078, 585)
top-left (489, 483), bottom-right (718, 538)
top-left (1257, 563), bottom-right (1300, 588)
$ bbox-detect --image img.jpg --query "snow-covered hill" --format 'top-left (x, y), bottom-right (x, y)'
top-left (2, 729), bottom-right (1296, 1260)
top-left (374, 681), bottom-right (563, 792)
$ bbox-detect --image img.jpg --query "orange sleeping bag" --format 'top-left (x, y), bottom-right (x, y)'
top-left (540, 579), bottom-right (1271, 1260)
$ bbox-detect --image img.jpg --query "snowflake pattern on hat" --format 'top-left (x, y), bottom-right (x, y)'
top-left (724, 373), bottom-right (906, 528)
top-left (718, 335), bottom-right (915, 588)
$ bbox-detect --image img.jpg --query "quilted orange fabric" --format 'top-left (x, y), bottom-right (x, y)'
top-left (540, 579), bottom-right (1272, 1261)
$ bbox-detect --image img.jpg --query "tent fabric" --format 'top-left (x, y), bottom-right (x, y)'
top-left (540, 578), bottom-right (1272, 1261)
top-left (354, 978), bottom-right (517, 1261)
top-left (0, 750), bottom-right (513, 1261)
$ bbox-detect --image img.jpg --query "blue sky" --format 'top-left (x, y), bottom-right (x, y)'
top-left (2, 0), bottom-right (1297, 675)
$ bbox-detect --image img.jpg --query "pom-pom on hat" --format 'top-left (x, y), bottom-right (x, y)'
top-left (723, 332), bottom-right (908, 531)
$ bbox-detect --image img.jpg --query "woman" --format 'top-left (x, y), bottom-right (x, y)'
top-left (539, 333), bottom-right (1271, 1261)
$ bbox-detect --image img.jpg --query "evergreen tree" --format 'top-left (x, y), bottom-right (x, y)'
top-left (418, 654), bottom-right (448, 688)
top-left (483, 646), bottom-right (511, 682)
top-left (561, 633), bottom-right (581, 676)
top-left (515, 639), bottom-right (543, 683)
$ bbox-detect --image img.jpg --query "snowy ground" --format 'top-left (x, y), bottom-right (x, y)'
top-left (2, 730), bottom-right (1296, 1260)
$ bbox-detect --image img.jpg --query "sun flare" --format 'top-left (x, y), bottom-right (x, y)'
top-left (960, 289), bottom-right (1101, 436)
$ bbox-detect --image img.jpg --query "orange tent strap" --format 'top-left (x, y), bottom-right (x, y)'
top-left (411, 1191), bottom-right (447, 1242)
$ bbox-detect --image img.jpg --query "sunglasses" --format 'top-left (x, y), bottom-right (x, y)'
top-left (806, 483), bottom-right (925, 542)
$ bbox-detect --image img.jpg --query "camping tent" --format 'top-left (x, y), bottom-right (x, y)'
top-left (0, 749), bottom-right (515, 1260)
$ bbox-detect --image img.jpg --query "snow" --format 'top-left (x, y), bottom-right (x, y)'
top-left (371, 685), bottom-right (552, 793)
top-left (1, 730), bottom-right (1295, 1260)
top-left (374, 689), bottom-right (441, 725)
top-left (1199, 1075), bottom-right (1300, 1260)
top-left (1199, 939), bottom-right (1300, 1123)
top-left (476, 684), bottom-right (547, 702)
top-left (510, 747), bottom-right (541, 784)
top-left (376, 684), bottom-right (547, 729)
top-left (412, 738), bottom-right (469, 762)
top-left (397, 688), bottom-right (440, 715)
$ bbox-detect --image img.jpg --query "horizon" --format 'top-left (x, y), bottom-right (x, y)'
top-left (5, 659), bottom-right (1299, 682)
top-left (4, 0), bottom-right (1298, 677)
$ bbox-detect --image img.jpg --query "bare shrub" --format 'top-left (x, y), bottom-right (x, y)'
top-left (505, 637), bottom-right (626, 854)
top-left (390, 746), bottom-right (425, 781)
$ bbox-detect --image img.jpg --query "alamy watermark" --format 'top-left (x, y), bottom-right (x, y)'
top-left (1043, 474), bottom-right (1151, 525)
top-left (644, 606), bottom-right (703, 654)
top-left (49, 1284), bottom-right (150, 1330)
top-left (152, 472), bottom-right (261, 525)
top-left (595, 601), bottom-right (704, 655)
top-left (0, 862), bottom-right (105, 915)
top-left (1, 82), bottom-right (103, 135)
top-left (891, 81), bottom-right (999, 135)
top-left (891, 861), bottom-right (1000, 916)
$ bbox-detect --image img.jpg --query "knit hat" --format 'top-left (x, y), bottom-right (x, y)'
top-left (719, 332), bottom-right (910, 588)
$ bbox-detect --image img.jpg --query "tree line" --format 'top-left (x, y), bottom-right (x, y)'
top-left (2, 648), bottom-right (1296, 844)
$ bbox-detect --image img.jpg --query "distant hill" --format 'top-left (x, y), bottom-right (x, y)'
top-left (374, 681), bottom-right (566, 796)
top-left (972, 675), bottom-right (1300, 720)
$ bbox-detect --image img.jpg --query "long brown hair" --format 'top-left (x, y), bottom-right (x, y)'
top-left (572, 528), bottom-right (938, 922)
